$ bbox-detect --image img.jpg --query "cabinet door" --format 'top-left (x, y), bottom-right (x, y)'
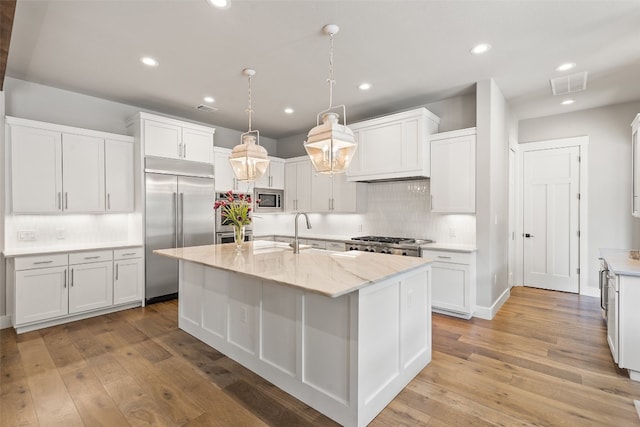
top-left (10, 125), bottom-right (63, 213)
top-left (105, 139), bottom-right (134, 212)
top-left (430, 133), bottom-right (476, 213)
top-left (69, 261), bottom-right (113, 314)
top-left (296, 161), bottom-right (312, 211)
top-left (430, 262), bottom-right (471, 314)
top-left (269, 159), bottom-right (285, 189)
top-left (214, 149), bottom-right (237, 191)
top-left (144, 120), bottom-right (181, 159)
top-left (15, 266), bottom-right (68, 325)
top-left (62, 133), bottom-right (105, 212)
top-left (183, 128), bottom-right (213, 163)
top-left (114, 258), bottom-right (143, 305)
top-left (255, 163), bottom-right (271, 188)
top-left (284, 162), bottom-right (298, 211)
top-left (633, 128), bottom-right (640, 217)
top-left (311, 172), bottom-right (332, 212)
top-left (358, 121), bottom-right (404, 174)
top-left (331, 173), bottom-right (359, 213)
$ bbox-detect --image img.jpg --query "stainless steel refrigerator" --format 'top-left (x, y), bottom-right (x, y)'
top-left (145, 158), bottom-right (215, 304)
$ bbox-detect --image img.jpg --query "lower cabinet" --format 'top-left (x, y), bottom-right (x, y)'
top-left (11, 247), bottom-right (144, 333)
top-left (421, 249), bottom-right (476, 319)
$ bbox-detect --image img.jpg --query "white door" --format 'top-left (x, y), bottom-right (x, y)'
top-left (523, 146), bottom-right (580, 293)
top-left (214, 149), bottom-right (237, 191)
top-left (144, 120), bottom-right (181, 159)
top-left (15, 266), bottom-right (68, 324)
top-left (182, 128), bottom-right (213, 163)
top-left (114, 258), bottom-right (143, 304)
top-left (311, 172), bottom-right (332, 212)
top-left (69, 261), bottom-right (113, 313)
top-left (62, 133), bottom-right (105, 212)
top-left (105, 139), bottom-right (134, 212)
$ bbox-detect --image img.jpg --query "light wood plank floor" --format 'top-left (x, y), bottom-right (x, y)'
top-left (2, 286), bottom-right (640, 426)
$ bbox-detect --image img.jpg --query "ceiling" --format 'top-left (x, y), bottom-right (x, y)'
top-left (6, 0), bottom-right (640, 139)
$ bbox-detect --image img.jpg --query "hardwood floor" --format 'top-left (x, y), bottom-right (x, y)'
top-left (2, 286), bottom-right (640, 426)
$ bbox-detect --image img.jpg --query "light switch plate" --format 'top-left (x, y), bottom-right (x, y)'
top-left (17, 230), bottom-right (36, 241)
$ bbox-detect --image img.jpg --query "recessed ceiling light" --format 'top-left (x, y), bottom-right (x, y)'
top-left (470, 43), bottom-right (491, 55)
top-left (561, 99), bottom-right (575, 105)
top-left (556, 62), bottom-right (576, 72)
top-left (140, 56), bottom-right (158, 67)
top-left (284, 107), bottom-right (294, 114)
top-left (358, 82), bottom-right (372, 91)
top-left (204, 96), bottom-right (215, 103)
top-left (206, 0), bottom-right (230, 9)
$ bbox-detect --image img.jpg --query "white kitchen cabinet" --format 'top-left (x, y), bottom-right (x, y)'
top-left (632, 114), bottom-right (640, 217)
top-left (347, 108), bottom-right (440, 182)
top-left (430, 128), bottom-right (476, 214)
top-left (284, 157), bottom-right (311, 212)
top-left (113, 248), bottom-right (144, 305)
top-left (310, 171), bottom-right (366, 213)
top-left (62, 133), bottom-right (106, 213)
top-left (7, 117), bottom-right (134, 214)
top-left (14, 253), bottom-right (69, 325)
top-left (256, 157), bottom-right (285, 189)
top-left (422, 249), bottom-right (476, 319)
top-left (69, 260), bottom-right (113, 314)
top-left (136, 112), bottom-right (214, 163)
top-left (9, 124), bottom-right (63, 213)
top-left (214, 147), bottom-right (238, 191)
top-left (105, 139), bottom-right (135, 212)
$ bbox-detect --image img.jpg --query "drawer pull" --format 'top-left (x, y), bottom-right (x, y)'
top-left (121, 252), bottom-right (137, 256)
top-left (33, 260), bottom-right (53, 265)
top-left (437, 256), bottom-right (453, 259)
top-left (63, 270), bottom-right (67, 288)
top-left (71, 269), bottom-right (74, 286)
top-left (84, 256), bottom-right (101, 260)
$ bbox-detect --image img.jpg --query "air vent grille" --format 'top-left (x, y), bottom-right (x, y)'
top-left (550, 71), bottom-right (588, 95)
top-left (195, 104), bottom-right (218, 113)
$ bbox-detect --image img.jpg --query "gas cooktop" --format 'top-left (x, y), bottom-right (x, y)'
top-left (348, 236), bottom-right (433, 257)
top-left (351, 236), bottom-right (432, 245)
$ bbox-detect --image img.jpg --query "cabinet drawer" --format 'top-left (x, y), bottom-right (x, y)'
top-left (69, 250), bottom-right (113, 265)
top-left (114, 247), bottom-right (143, 260)
top-left (421, 250), bottom-right (470, 265)
top-left (326, 242), bottom-right (346, 252)
top-left (302, 240), bottom-right (326, 250)
top-left (15, 253), bottom-right (68, 270)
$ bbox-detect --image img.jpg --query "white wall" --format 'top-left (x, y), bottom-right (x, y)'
top-left (519, 100), bottom-right (640, 292)
top-left (476, 79), bottom-right (510, 310)
top-left (254, 179), bottom-right (476, 246)
top-left (276, 93), bottom-right (477, 159)
top-left (3, 77), bottom-right (278, 155)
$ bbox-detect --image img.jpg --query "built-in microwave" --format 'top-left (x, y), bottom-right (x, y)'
top-left (254, 188), bottom-right (284, 212)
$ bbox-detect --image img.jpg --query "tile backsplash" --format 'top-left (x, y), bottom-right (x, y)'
top-left (254, 179), bottom-right (476, 245)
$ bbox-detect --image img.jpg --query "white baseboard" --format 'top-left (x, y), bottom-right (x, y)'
top-left (580, 286), bottom-right (599, 298)
top-left (0, 315), bottom-right (12, 330)
top-left (474, 287), bottom-right (511, 320)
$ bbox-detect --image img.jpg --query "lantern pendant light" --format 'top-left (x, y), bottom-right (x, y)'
top-left (304, 24), bottom-right (357, 175)
top-left (229, 68), bottom-right (270, 182)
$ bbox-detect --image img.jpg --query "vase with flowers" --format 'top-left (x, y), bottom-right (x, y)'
top-left (213, 190), bottom-right (255, 250)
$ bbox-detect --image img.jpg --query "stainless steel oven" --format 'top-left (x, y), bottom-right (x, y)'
top-left (215, 192), bottom-right (254, 234)
top-left (216, 231), bottom-right (253, 244)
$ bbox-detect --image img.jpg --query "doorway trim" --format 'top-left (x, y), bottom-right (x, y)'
top-left (516, 136), bottom-right (591, 296)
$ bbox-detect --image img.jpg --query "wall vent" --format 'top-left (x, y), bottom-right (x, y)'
top-left (195, 104), bottom-right (218, 112)
top-left (550, 71), bottom-right (588, 95)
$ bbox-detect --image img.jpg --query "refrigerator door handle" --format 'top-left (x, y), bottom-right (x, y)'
top-left (179, 192), bottom-right (185, 247)
top-left (173, 192), bottom-right (178, 248)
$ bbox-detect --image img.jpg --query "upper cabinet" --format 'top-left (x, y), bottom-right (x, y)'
top-left (632, 114), bottom-right (640, 217)
top-left (255, 157), bottom-right (285, 190)
top-left (134, 112), bottom-right (214, 164)
top-left (429, 128), bottom-right (476, 214)
top-left (213, 147), bottom-right (237, 192)
top-left (284, 157), bottom-right (312, 212)
top-left (347, 108), bottom-right (440, 182)
top-left (7, 117), bottom-right (133, 214)
top-left (310, 172), bottom-right (365, 213)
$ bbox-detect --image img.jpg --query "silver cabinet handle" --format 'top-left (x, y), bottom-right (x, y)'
top-left (173, 192), bottom-right (178, 248)
top-left (64, 269), bottom-right (67, 288)
top-left (430, 194), bottom-right (433, 210)
top-left (116, 263), bottom-right (119, 280)
top-left (177, 143), bottom-right (181, 157)
top-left (34, 260), bottom-right (53, 265)
top-left (438, 255), bottom-right (452, 259)
top-left (65, 192), bottom-right (68, 209)
top-left (57, 192), bottom-right (62, 210)
top-left (183, 143), bottom-right (187, 158)
top-left (122, 252), bottom-right (136, 256)
top-left (84, 256), bottom-right (100, 260)
top-left (107, 193), bottom-right (111, 210)
top-left (179, 192), bottom-right (185, 247)
top-left (71, 268), bottom-right (74, 287)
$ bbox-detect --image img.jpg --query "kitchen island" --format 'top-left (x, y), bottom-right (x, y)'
top-left (155, 241), bottom-right (432, 427)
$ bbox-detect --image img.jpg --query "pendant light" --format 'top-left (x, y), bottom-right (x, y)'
top-left (304, 24), bottom-right (357, 175)
top-left (229, 68), bottom-right (270, 182)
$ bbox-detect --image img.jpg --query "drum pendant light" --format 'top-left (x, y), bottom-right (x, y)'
top-left (304, 24), bottom-right (357, 174)
top-left (229, 68), bottom-right (270, 182)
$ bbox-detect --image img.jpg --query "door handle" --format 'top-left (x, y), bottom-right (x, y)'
top-left (173, 192), bottom-right (178, 248)
top-left (71, 268), bottom-right (74, 287)
top-left (57, 192), bottom-right (62, 210)
top-left (183, 144), bottom-right (187, 158)
top-left (64, 269), bottom-right (67, 288)
top-left (107, 193), bottom-right (111, 210)
top-left (524, 233), bottom-right (535, 238)
top-left (180, 192), bottom-right (185, 247)
top-left (65, 192), bottom-right (68, 210)
top-left (116, 263), bottom-right (119, 280)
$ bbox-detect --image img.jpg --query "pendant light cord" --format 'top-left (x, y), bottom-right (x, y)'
top-left (327, 32), bottom-right (335, 109)
top-left (246, 73), bottom-right (253, 132)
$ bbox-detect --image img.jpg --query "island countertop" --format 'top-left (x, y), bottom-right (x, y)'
top-left (154, 240), bottom-right (431, 298)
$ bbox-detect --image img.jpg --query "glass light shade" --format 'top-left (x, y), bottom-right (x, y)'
top-left (229, 133), bottom-right (270, 181)
top-left (304, 112), bottom-right (357, 174)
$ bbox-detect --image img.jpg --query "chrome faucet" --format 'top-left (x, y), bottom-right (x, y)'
top-left (291, 212), bottom-right (312, 254)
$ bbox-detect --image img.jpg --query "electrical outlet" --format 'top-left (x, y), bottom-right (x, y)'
top-left (56, 228), bottom-right (66, 240)
top-left (449, 227), bottom-right (456, 238)
top-left (17, 230), bottom-right (36, 241)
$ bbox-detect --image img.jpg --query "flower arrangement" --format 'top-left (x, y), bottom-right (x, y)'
top-left (213, 190), bottom-right (254, 227)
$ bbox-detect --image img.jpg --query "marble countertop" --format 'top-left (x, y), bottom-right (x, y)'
top-left (600, 248), bottom-right (640, 277)
top-left (154, 240), bottom-right (431, 298)
top-left (420, 243), bottom-right (477, 253)
top-left (3, 242), bottom-right (143, 257)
